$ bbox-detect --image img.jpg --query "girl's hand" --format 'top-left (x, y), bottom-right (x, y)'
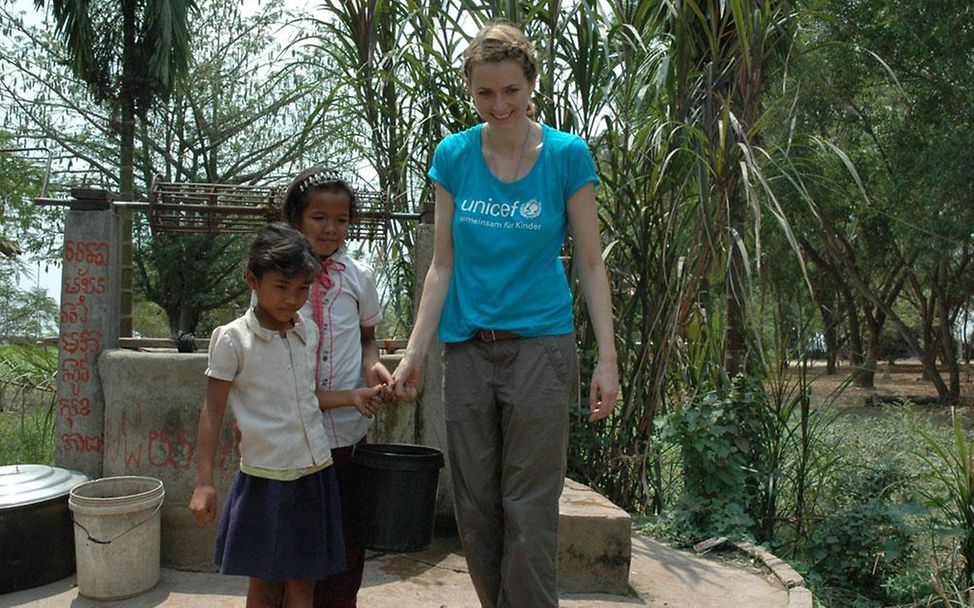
top-left (352, 385), bottom-right (383, 419)
top-left (366, 362), bottom-right (395, 402)
top-left (188, 485), bottom-right (218, 526)
top-left (391, 355), bottom-right (421, 401)
top-left (588, 359), bottom-right (619, 422)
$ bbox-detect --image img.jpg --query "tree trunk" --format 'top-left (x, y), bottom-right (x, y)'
top-left (724, 188), bottom-right (747, 378)
top-left (840, 285), bottom-right (865, 376)
top-left (860, 320), bottom-right (880, 389)
top-left (802, 242), bottom-right (842, 374)
top-left (916, 289), bottom-right (955, 402)
top-left (815, 284), bottom-right (840, 374)
top-left (811, 195), bottom-right (955, 401)
top-left (921, 350), bottom-right (954, 403)
top-left (936, 283), bottom-right (961, 396)
top-left (825, 329), bottom-right (838, 374)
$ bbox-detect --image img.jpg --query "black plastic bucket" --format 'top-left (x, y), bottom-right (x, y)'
top-left (349, 443), bottom-right (444, 552)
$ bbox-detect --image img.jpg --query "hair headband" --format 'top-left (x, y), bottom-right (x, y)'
top-left (296, 169), bottom-right (347, 195)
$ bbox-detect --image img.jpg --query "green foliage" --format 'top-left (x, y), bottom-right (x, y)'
top-left (3, 4), bottom-right (972, 602)
top-left (778, 402), bottom-right (974, 606)
top-left (780, 0), bottom-right (974, 402)
top-left (0, 343), bottom-right (58, 466)
top-left (38, 0), bottom-right (197, 116)
top-left (749, 357), bottom-right (843, 550)
top-left (131, 295), bottom-right (174, 339)
top-left (33, 0), bottom-right (199, 203)
top-left (803, 462), bottom-right (918, 606)
top-left (142, 0), bottom-right (343, 185)
top-left (0, 134), bottom-right (63, 260)
top-left (0, 136), bottom-right (62, 341)
top-left (561, 2), bottom-right (666, 511)
top-left (916, 414), bottom-right (974, 594)
top-left (0, 280), bottom-right (59, 338)
top-left (658, 376), bottom-right (768, 539)
top-left (5, 0), bottom-right (346, 335)
top-left (134, 227), bottom-right (250, 335)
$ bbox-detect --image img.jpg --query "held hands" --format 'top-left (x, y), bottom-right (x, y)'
top-left (356, 363), bottom-right (399, 417)
top-left (352, 385), bottom-right (388, 419)
top-left (365, 362), bottom-right (396, 403)
top-left (588, 359), bottom-right (620, 422)
top-left (188, 485), bottom-right (218, 527)
top-left (390, 354), bottom-right (420, 401)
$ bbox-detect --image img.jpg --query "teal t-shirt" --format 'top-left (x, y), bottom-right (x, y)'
top-left (428, 123), bottom-right (600, 343)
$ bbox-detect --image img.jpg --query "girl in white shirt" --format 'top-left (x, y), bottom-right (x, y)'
top-left (189, 223), bottom-right (381, 608)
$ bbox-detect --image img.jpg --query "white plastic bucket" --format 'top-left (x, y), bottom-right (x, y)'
top-left (68, 476), bottom-right (165, 600)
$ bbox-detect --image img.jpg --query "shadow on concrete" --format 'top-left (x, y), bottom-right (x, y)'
top-left (2, 533), bottom-right (790, 608)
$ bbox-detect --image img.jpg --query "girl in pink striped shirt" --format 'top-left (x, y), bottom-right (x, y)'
top-left (281, 166), bottom-right (393, 608)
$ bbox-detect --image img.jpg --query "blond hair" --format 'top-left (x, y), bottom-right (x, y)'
top-left (463, 21), bottom-right (539, 83)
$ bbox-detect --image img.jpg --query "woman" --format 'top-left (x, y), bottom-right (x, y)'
top-left (391, 21), bottom-right (619, 608)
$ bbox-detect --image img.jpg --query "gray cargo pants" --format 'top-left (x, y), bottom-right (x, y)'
top-left (443, 333), bottom-right (578, 608)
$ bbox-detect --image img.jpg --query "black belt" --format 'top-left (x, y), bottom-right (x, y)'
top-left (474, 329), bottom-right (521, 343)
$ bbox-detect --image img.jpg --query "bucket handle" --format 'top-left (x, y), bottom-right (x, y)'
top-left (73, 500), bottom-right (163, 545)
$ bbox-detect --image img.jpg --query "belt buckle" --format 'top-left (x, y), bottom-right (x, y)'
top-left (482, 329), bottom-right (497, 343)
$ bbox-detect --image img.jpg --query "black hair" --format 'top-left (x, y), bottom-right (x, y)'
top-left (246, 222), bottom-right (321, 280)
top-left (282, 165), bottom-right (357, 228)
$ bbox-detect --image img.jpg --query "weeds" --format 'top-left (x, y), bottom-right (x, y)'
top-left (0, 343), bottom-right (58, 466)
top-left (916, 412), bottom-right (974, 601)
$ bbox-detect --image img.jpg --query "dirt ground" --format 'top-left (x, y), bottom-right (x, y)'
top-left (802, 359), bottom-right (974, 413)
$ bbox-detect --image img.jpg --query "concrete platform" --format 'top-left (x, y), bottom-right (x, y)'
top-left (558, 478), bottom-right (632, 594)
top-left (0, 533), bottom-right (790, 608)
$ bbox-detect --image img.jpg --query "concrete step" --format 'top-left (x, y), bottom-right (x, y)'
top-left (558, 478), bottom-right (632, 594)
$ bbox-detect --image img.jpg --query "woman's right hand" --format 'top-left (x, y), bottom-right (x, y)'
top-left (388, 183), bottom-right (454, 404)
top-left (391, 355), bottom-right (421, 401)
top-left (188, 485), bottom-right (218, 527)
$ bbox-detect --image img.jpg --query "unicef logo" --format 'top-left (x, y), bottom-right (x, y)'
top-left (519, 199), bottom-right (542, 219)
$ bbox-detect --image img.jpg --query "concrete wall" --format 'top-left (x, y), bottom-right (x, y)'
top-left (93, 221), bottom-right (458, 570)
top-left (98, 349), bottom-right (423, 570)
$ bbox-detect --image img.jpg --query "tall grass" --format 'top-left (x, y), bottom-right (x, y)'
top-left (0, 343), bottom-right (58, 466)
top-left (917, 413), bottom-right (974, 600)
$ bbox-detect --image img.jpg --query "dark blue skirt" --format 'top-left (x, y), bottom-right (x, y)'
top-left (215, 467), bottom-right (346, 581)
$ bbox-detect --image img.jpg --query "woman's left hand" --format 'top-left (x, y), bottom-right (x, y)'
top-left (588, 359), bottom-right (619, 421)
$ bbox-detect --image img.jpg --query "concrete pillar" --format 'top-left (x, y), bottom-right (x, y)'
top-left (55, 188), bottom-right (120, 479)
top-left (411, 222), bottom-right (454, 528)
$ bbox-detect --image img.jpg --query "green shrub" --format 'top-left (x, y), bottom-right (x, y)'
top-left (803, 462), bottom-right (918, 606)
top-left (658, 376), bottom-right (768, 540)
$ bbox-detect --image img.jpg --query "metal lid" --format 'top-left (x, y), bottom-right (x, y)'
top-left (0, 464), bottom-right (90, 509)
